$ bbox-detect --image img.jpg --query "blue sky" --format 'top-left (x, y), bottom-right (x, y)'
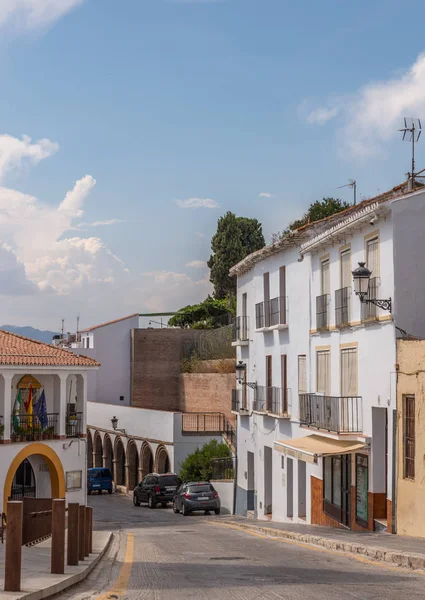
top-left (1, 0), bottom-right (425, 329)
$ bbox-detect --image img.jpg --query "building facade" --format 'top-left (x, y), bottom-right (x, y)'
top-left (0, 330), bottom-right (98, 512)
top-left (232, 182), bottom-right (425, 532)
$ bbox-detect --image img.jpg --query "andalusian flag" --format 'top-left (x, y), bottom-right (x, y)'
top-left (13, 388), bottom-right (22, 429)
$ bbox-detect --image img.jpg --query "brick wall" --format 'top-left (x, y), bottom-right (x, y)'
top-left (130, 329), bottom-right (199, 411)
top-left (180, 373), bottom-right (236, 424)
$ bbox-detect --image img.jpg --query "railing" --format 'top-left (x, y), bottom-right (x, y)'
top-left (255, 297), bottom-right (287, 329)
top-left (232, 389), bottom-right (246, 412)
top-left (299, 393), bottom-right (362, 434)
top-left (253, 386), bottom-right (289, 416)
top-left (11, 413), bottom-right (58, 443)
top-left (66, 413), bottom-right (84, 438)
top-left (255, 301), bottom-right (266, 329)
top-left (316, 294), bottom-right (329, 330)
top-left (335, 287), bottom-right (350, 327)
top-left (22, 498), bottom-right (52, 545)
top-left (181, 412), bottom-right (236, 449)
top-left (232, 316), bottom-right (249, 342)
top-left (362, 276), bottom-right (379, 321)
top-left (211, 456), bottom-right (236, 480)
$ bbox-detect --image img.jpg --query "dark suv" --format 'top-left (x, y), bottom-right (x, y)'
top-left (133, 473), bottom-right (182, 508)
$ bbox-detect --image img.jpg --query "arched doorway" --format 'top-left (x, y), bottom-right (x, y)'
top-left (127, 441), bottom-right (139, 490)
top-left (155, 445), bottom-right (170, 474)
top-left (3, 443), bottom-right (65, 514)
top-left (94, 432), bottom-right (103, 467)
top-left (104, 434), bottom-right (113, 475)
top-left (11, 459), bottom-right (35, 499)
top-left (141, 442), bottom-right (154, 478)
top-left (115, 437), bottom-right (126, 486)
top-left (87, 430), bottom-right (93, 469)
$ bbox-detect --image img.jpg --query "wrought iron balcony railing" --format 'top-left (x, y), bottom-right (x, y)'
top-left (299, 393), bottom-right (362, 434)
top-left (232, 388), bottom-right (248, 413)
top-left (11, 413), bottom-right (58, 443)
top-left (66, 412), bottom-right (84, 438)
top-left (255, 296), bottom-right (288, 329)
top-left (232, 316), bottom-right (249, 342)
top-left (335, 287), bottom-right (350, 327)
top-left (316, 294), bottom-right (330, 330)
top-left (253, 386), bottom-right (289, 417)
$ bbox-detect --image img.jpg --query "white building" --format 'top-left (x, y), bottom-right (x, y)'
top-left (231, 182), bottom-right (425, 532)
top-left (0, 329), bottom-right (98, 512)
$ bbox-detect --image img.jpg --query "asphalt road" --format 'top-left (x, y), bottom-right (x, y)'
top-left (57, 493), bottom-right (425, 599)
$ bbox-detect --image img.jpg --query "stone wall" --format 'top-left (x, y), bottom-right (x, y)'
top-left (180, 373), bottom-right (235, 423)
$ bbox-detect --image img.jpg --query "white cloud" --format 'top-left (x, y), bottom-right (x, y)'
top-left (304, 53), bottom-right (425, 158)
top-left (0, 0), bottom-right (86, 34)
top-left (141, 271), bottom-right (211, 313)
top-left (195, 231), bottom-right (205, 238)
top-left (186, 260), bottom-right (207, 268)
top-left (259, 192), bottom-right (273, 199)
top-left (176, 197), bottom-right (219, 209)
top-left (0, 243), bottom-right (37, 295)
top-left (0, 135), bottom-right (58, 182)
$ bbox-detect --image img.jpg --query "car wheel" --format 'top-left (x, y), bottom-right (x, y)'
top-left (204, 511), bottom-right (210, 515)
top-left (133, 495), bottom-right (140, 507)
top-left (182, 503), bottom-right (190, 516)
top-left (98, 490), bottom-right (102, 495)
top-left (88, 490), bottom-right (92, 495)
top-left (214, 508), bottom-right (221, 515)
top-left (108, 488), bottom-right (112, 495)
top-left (161, 503), bottom-right (167, 508)
top-left (173, 502), bottom-right (179, 514)
top-left (148, 494), bottom-right (156, 509)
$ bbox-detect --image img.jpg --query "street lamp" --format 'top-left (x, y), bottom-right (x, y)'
top-left (352, 262), bottom-right (392, 312)
top-left (235, 361), bottom-right (257, 389)
top-left (111, 416), bottom-right (118, 430)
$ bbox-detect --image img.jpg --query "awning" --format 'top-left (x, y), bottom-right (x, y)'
top-left (274, 434), bottom-right (366, 464)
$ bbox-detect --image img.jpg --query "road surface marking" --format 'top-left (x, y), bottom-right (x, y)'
top-left (97, 533), bottom-right (134, 599)
top-left (209, 521), bottom-right (425, 575)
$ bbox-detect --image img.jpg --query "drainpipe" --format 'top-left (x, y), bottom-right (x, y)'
top-left (392, 408), bottom-right (397, 534)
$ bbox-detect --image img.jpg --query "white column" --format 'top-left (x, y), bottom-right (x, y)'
top-left (82, 373), bottom-right (88, 432)
top-left (3, 373), bottom-right (13, 441)
top-left (58, 373), bottom-right (67, 437)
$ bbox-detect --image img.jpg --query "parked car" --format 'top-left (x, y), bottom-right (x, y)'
top-left (87, 467), bottom-right (113, 495)
top-left (173, 482), bottom-right (221, 516)
top-left (133, 473), bottom-right (182, 508)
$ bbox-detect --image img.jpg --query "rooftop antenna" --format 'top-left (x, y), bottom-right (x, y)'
top-left (338, 179), bottom-right (357, 205)
top-left (399, 117), bottom-right (422, 184)
top-left (76, 314), bottom-right (80, 337)
top-left (61, 319), bottom-right (64, 341)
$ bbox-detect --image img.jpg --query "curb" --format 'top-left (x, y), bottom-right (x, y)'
top-left (220, 520), bottom-right (425, 571)
top-left (15, 532), bottom-right (114, 600)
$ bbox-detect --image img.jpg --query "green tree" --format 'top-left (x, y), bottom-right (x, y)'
top-left (284, 197), bottom-right (350, 235)
top-left (168, 296), bottom-right (231, 329)
top-left (208, 212), bottom-right (265, 300)
top-left (179, 439), bottom-right (232, 482)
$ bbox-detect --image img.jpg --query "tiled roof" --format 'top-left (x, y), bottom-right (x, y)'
top-left (80, 313), bottom-right (139, 333)
top-left (0, 329), bottom-right (100, 367)
top-left (230, 180), bottom-right (421, 277)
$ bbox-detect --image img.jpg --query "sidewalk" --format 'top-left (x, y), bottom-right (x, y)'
top-left (221, 517), bottom-right (425, 571)
top-left (0, 530), bottom-right (112, 600)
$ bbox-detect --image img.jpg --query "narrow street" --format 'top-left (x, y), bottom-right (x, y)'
top-left (57, 493), bottom-right (425, 599)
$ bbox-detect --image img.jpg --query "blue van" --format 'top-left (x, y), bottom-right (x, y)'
top-left (87, 467), bottom-right (113, 495)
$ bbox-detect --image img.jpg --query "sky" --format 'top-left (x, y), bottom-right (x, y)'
top-left (1, 0), bottom-right (425, 330)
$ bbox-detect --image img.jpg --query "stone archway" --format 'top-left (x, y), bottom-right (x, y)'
top-left (141, 442), bottom-right (154, 478)
top-left (127, 441), bottom-right (139, 491)
top-left (87, 430), bottom-right (93, 469)
top-left (94, 432), bottom-right (103, 467)
top-left (104, 434), bottom-right (113, 475)
top-left (114, 437), bottom-right (126, 486)
top-left (155, 445), bottom-right (170, 474)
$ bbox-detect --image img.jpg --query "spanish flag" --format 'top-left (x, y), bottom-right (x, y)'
top-left (25, 384), bottom-right (33, 417)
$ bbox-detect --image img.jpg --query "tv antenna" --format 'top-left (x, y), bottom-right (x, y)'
top-left (338, 179), bottom-right (357, 205)
top-left (399, 118), bottom-right (421, 182)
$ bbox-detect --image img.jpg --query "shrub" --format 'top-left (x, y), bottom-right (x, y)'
top-left (179, 439), bottom-right (232, 482)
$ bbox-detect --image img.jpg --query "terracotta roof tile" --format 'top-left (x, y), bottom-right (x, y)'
top-left (0, 330), bottom-right (100, 367)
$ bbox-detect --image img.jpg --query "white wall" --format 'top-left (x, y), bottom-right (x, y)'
top-left (211, 481), bottom-right (234, 514)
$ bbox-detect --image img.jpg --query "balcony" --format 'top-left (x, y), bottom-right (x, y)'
top-left (65, 413), bottom-right (84, 438)
top-left (299, 393), bottom-right (362, 434)
top-left (232, 389), bottom-right (248, 414)
top-left (316, 294), bottom-right (329, 330)
top-left (361, 276), bottom-right (379, 322)
top-left (255, 296), bottom-right (287, 331)
top-left (232, 316), bottom-right (249, 346)
top-left (11, 413), bottom-right (58, 443)
top-left (253, 386), bottom-right (289, 417)
top-left (335, 287), bottom-right (350, 328)
top-left (181, 412), bottom-right (236, 449)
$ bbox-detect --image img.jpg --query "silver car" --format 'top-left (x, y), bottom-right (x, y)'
top-left (173, 482), bottom-right (221, 516)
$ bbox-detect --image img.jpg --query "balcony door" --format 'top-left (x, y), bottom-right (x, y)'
top-left (316, 350), bottom-right (330, 429)
top-left (266, 355), bottom-right (272, 411)
top-left (341, 347), bottom-right (358, 432)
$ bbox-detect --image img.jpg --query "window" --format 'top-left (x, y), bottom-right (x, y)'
top-left (321, 258), bottom-right (330, 295)
top-left (340, 248), bottom-right (351, 289)
top-left (366, 236), bottom-right (379, 276)
top-left (263, 272), bottom-right (270, 327)
top-left (340, 347), bottom-right (357, 396)
top-left (363, 236), bottom-right (379, 321)
top-left (316, 350), bottom-right (330, 395)
top-left (404, 395), bottom-right (415, 480)
top-left (281, 354), bottom-right (288, 414)
top-left (298, 355), bottom-right (307, 394)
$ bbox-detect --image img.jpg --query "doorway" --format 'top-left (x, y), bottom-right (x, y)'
top-left (247, 451), bottom-right (255, 511)
top-left (11, 459), bottom-right (35, 499)
top-left (287, 458), bottom-right (293, 518)
top-left (298, 460), bottom-right (306, 519)
top-left (264, 446), bottom-right (273, 515)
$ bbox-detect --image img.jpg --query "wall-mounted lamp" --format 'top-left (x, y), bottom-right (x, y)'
top-left (352, 262), bottom-right (392, 312)
top-left (235, 361), bottom-right (257, 389)
top-left (111, 416), bottom-right (125, 434)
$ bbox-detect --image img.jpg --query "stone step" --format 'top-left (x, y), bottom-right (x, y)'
top-left (374, 518), bottom-right (388, 533)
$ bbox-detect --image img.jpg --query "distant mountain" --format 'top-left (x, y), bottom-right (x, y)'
top-left (0, 325), bottom-right (58, 344)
